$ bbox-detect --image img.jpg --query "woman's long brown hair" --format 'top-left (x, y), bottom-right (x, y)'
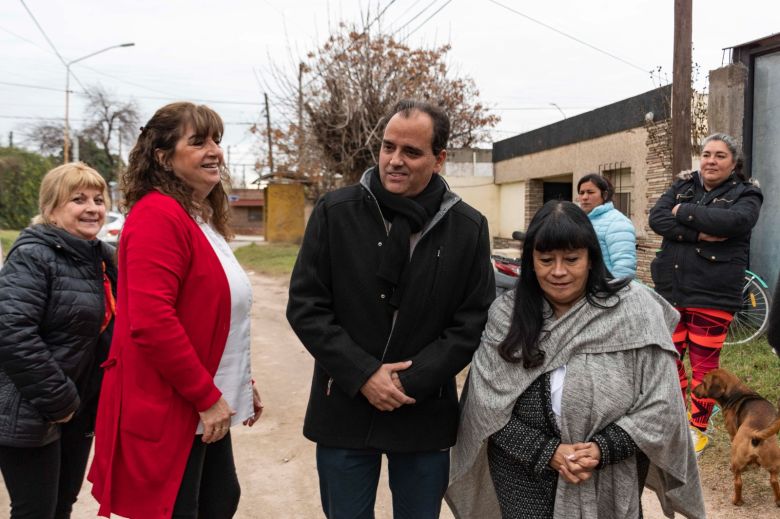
top-left (123, 102), bottom-right (233, 238)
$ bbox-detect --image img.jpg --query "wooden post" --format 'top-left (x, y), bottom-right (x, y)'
top-left (672, 0), bottom-right (692, 175)
top-left (265, 93), bottom-right (275, 177)
top-left (297, 62), bottom-right (304, 179)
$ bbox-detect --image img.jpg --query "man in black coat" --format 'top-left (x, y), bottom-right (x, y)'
top-left (287, 100), bottom-right (495, 518)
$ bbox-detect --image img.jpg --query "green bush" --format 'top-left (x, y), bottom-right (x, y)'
top-left (0, 148), bottom-right (53, 229)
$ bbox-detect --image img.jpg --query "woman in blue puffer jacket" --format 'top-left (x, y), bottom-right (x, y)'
top-left (577, 173), bottom-right (636, 279)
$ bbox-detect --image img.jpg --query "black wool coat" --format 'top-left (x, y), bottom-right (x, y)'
top-left (649, 171), bottom-right (762, 312)
top-left (0, 225), bottom-right (117, 447)
top-left (287, 173), bottom-right (495, 452)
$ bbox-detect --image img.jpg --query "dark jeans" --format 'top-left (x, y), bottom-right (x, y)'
top-left (172, 430), bottom-right (241, 519)
top-left (316, 445), bottom-right (450, 519)
top-left (0, 412), bottom-right (94, 519)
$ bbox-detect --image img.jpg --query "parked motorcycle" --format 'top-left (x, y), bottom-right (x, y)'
top-left (492, 231), bottom-right (525, 296)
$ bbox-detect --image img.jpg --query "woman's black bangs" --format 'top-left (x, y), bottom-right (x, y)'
top-left (533, 213), bottom-right (591, 252)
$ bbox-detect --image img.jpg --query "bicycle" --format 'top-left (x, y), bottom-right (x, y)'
top-left (724, 270), bottom-right (773, 346)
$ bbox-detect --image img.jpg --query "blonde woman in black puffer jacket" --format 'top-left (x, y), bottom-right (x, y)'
top-left (0, 162), bottom-right (117, 519)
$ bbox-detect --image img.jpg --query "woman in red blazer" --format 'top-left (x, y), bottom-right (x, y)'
top-left (88, 102), bottom-right (262, 519)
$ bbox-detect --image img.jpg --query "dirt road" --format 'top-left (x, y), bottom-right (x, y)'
top-left (1, 272), bottom-right (777, 517)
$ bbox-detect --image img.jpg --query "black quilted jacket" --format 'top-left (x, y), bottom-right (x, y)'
top-left (649, 171), bottom-right (762, 312)
top-left (0, 225), bottom-right (116, 447)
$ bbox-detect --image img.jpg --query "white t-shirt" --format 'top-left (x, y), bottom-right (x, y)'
top-left (196, 223), bottom-right (254, 433)
top-left (550, 365), bottom-right (567, 429)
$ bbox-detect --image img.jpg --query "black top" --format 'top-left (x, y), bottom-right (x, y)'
top-left (649, 171), bottom-right (762, 312)
top-left (0, 225), bottom-right (116, 447)
top-left (287, 179), bottom-right (495, 452)
top-left (488, 371), bottom-right (645, 518)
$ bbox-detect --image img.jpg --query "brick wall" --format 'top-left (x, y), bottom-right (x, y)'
top-left (637, 119), bottom-right (673, 284)
top-left (524, 179), bottom-right (544, 226)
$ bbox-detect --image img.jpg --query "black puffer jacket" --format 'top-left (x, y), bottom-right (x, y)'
top-left (649, 171), bottom-right (762, 312)
top-left (0, 225), bottom-right (116, 447)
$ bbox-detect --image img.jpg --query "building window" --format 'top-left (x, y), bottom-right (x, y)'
top-left (601, 166), bottom-right (632, 217)
top-left (248, 207), bottom-right (263, 222)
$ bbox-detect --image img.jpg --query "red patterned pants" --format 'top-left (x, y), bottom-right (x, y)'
top-left (673, 307), bottom-right (734, 431)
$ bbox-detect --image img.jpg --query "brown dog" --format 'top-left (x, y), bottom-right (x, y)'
top-left (693, 368), bottom-right (780, 507)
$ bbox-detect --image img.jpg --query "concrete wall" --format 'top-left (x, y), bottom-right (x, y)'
top-left (749, 51), bottom-right (780, 290)
top-left (443, 174), bottom-right (500, 243)
top-left (708, 63), bottom-right (749, 148)
top-left (499, 182), bottom-right (525, 237)
top-left (709, 54), bottom-right (780, 289)
top-left (494, 128), bottom-right (652, 238)
top-left (264, 183), bottom-right (305, 243)
top-left (442, 148), bottom-right (493, 177)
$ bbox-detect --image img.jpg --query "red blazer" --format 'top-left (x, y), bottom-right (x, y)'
top-left (88, 191), bottom-right (231, 519)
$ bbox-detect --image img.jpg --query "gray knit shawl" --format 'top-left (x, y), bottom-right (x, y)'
top-left (446, 282), bottom-right (706, 519)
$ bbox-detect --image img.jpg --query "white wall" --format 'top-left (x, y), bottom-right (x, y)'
top-left (499, 182), bottom-right (526, 237)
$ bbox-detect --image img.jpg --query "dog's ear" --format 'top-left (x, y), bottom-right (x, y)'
top-left (703, 376), bottom-right (725, 400)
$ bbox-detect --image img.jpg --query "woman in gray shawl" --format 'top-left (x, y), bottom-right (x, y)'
top-left (446, 201), bottom-right (705, 519)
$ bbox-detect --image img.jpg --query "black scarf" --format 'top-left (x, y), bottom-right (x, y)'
top-left (369, 167), bottom-right (446, 308)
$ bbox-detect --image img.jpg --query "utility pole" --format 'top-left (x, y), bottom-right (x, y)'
top-left (63, 43), bottom-right (135, 163)
top-left (227, 145), bottom-right (232, 172)
top-left (672, 0), bottom-right (692, 175)
top-left (264, 92), bottom-right (275, 178)
top-left (8, 131), bottom-right (12, 148)
top-left (298, 62), bottom-right (304, 179)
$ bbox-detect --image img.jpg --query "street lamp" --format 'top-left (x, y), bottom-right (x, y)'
top-left (64, 42), bottom-right (135, 163)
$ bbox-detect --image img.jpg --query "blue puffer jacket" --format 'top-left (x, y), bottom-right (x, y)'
top-left (588, 202), bottom-right (636, 279)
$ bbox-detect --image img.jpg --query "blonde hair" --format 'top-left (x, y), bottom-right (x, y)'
top-left (32, 162), bottom-right (110, 225)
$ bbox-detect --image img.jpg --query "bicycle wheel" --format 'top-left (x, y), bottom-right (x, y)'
top-left (725, 275), bottom-right (772, 345)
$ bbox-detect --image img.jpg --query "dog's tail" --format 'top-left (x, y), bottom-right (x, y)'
top-left (751, 417), bottom-right (780, 445)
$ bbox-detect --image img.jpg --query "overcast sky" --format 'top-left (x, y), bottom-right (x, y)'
top-left (2, 0), bottom-right (778, 180)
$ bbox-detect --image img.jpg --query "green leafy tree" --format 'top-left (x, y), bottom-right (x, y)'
top-left (0, 147), bottom-right (53, 229)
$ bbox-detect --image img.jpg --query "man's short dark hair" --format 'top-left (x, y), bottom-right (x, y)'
top-left (384, 100), bottom-right (450, 156)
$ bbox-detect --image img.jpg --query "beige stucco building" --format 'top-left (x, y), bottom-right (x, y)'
top-left (491, 86), bottom-right (671, 242)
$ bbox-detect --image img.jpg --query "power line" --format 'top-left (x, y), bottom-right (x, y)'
top-left (18, 0), bottom-right (67, 68)
top-left (485, 0), bottom-right (650, 74)
top-left (0, 114), bottom-right (257, 125)
top-left (0, 24), bottom-right (48, 51)
top-left (391, 0), bottom-right (440, 36)
top-left (76, 63), bottom-right (182, 99)
top-left (0, 79), bottom-right (264, 106)
top-left (17, 0), bottom-right (85, 90)
top-left (0, 80), bottom-right (64, 93)
top-left (406, 0), bottom-right (454, 38)
top-left (492, 106), bottom-right (596, 111)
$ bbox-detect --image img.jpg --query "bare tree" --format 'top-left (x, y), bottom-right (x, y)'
top-left (25, 122), bottom-right (64, 157)
top-left (81, 85), bottom-right (139, 181)
top-left (258, 18), bottom-right (499, 199)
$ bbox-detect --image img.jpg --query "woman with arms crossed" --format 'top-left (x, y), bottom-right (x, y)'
top-left (649, 132), bottom-right (762, 454)
top-left (88, 102), bottom-right (263, 519)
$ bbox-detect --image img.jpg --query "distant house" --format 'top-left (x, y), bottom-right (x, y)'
top-left (440, 148), bottom-right (500, 246)
top-left (229, 188), bottom-right (264, 235)
top-left (488, 86), bottom-right (672, 282)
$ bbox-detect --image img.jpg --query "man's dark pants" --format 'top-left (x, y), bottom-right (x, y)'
top-left (316, 445), bottom-right (450, 519)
